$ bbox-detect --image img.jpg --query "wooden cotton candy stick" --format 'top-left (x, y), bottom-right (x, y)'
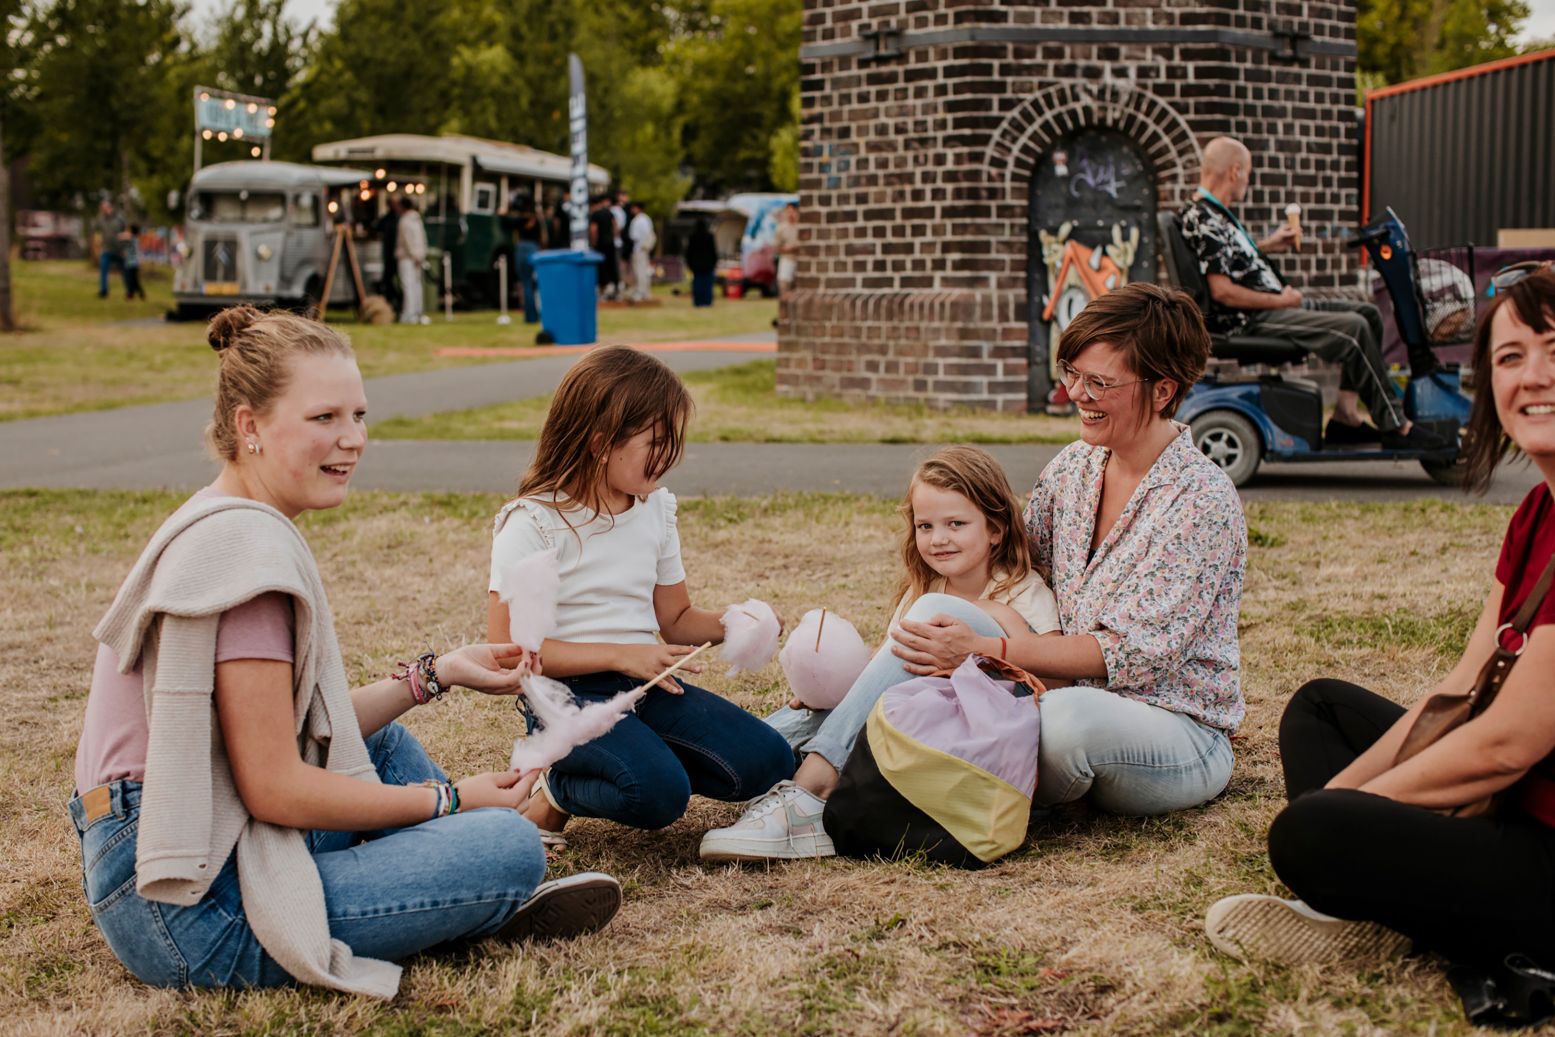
top-left (633, 641), bottom-right (712, 694)
top-left (815, 607), bottom-right (827, 652)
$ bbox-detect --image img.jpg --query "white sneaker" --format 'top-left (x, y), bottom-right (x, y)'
top-left (699, 781), bottom-right (835, 861)
top-left (1205, 893), bottom-right (1410, 965)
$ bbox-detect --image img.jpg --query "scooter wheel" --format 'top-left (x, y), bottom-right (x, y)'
top-left (1192, 411), bottom-right (1262, 487)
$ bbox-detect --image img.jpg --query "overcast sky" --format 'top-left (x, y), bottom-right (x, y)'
top-left (188, 0), bottom-right (1555, 48)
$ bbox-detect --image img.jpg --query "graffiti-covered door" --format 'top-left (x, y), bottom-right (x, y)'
top-left (1026, 128), bottom-right (1157, 412)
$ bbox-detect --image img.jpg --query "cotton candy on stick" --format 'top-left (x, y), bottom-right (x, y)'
top-left (720, 598), bottom-right (781, 673)
top-left (511, 673), bottom-right (645, 771)
top-left (495, 547), bottom-right (560, 652)
top-left (779, 608), bottom-right (871, 710)
top-left (509, 643), bottom-right (711, 771)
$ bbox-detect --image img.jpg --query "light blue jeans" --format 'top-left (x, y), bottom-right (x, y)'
top-left (766, 593), bottom-right (1008, 771)
top-left (69, 722), bottom-right (547, 989)
top-left (766, 592), bottom-right (1235, 816)
top-left (1032, 686), bottom-right (1234, 815)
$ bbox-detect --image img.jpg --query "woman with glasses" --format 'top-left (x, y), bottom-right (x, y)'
top-left (1204, 268), bottom-right (1555, 985)
top-left (893, 282), bottom-right (1247, 817)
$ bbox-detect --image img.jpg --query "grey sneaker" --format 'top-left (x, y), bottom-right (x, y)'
top-left (1205, 893), bottom-right (1409, 965)
top-left (699, 781), bottom-right (836, 862)
top-left (499, 872), bottom-right (621, 942)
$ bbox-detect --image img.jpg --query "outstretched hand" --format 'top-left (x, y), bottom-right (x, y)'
top-left (454, 767), bottom-right (540, 811)
top-left (891, 615), bottom-right (981, 676)
top-left (436, 643), bottom-right (537, 696)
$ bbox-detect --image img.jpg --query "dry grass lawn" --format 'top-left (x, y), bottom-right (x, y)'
top-left (0, 489), bottom-right (1529, 1035)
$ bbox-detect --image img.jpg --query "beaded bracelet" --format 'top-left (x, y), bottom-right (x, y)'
top-left (418, 779), bottom-right (460, 819)
top-left (393, 651), bottom-right (446, 705)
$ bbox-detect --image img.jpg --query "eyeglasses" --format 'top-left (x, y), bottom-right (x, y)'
top-left (1489, 261), bottom-right (1555, 296)
top-left (1058, 361), bottom-right (1150, 402)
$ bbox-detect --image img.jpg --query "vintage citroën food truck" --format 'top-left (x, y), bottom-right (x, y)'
top-left (170, 160), bottom-right (376, 319)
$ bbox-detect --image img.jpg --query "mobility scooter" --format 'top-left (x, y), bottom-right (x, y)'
top-left (1159, 207), bottom-right (1472, 487)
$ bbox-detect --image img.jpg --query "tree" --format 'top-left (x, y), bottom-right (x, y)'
top-left (1, 110), bottom-right (14, 332)
top-left (21, 0), bottom-right (196, 218)
top-left (607, 66), bottom-right (690, 218)
top-left (205, 0), bottom-right (313, 102)
top-left (672, 0), bottom-right (802, 194)
top-left (1359, 0), bottom-right (1530, 85)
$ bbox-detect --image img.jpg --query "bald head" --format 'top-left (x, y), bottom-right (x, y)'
top-left (1199, 137), bottom-right (1252, 201)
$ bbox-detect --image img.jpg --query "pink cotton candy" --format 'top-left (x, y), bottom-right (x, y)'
top-left (510, 673), bottom-right (644, 772)
top-left (495, 548), bottom-right (560, 653)
top-left (720, 598), bottom-right (781, 674)
top-left (779, 608), bottom-right (872, 710)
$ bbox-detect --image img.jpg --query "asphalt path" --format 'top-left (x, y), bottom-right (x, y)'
top-left (1, 347), bottom-right (1541, 503)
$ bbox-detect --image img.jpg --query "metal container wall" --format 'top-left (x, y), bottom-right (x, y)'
top-left (1366, 51), bottom-right (1555, 250)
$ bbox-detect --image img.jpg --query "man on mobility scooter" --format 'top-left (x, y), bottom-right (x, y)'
top-left (1160, 137), bottom-right (1466, 486)
top-left (1181, 137), bottom-right (1445, 452)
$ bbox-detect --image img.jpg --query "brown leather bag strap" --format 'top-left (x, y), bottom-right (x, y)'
top-left (1509, 551), bottom-right (1555, 635)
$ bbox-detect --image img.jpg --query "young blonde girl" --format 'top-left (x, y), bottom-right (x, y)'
top-left (699, 445), bottom-right (1060, 862)
top-left (487, 346), bottom-right (794, 840)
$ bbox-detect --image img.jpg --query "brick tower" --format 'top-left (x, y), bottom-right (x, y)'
top-left (780, 1), bottom-right (1361, 412)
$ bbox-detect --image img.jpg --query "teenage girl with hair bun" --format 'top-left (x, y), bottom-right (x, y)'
top-left (70, 306), bottom-right (619, 998)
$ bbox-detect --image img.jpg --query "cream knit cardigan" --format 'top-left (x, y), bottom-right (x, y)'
top-left (94, 496), bottom-right (401, 998)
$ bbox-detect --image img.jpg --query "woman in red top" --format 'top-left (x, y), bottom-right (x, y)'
top-left (1204, 267), bottom-right (1555, 974)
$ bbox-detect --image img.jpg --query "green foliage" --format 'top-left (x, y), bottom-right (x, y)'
top-left (607, 66), bottom-right (691, 218)
top-left (204, 0), bottom-right (313, 101)
top-left (672, 0), bottom-right (802, 194)
top-left (20, 0), bottom-right (198, 217)
top-left (1358, 0), bottom-right (1531, 87)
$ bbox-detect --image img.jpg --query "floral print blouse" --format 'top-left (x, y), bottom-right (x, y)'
top-left (1023, 425), bottom-right (1247, 733)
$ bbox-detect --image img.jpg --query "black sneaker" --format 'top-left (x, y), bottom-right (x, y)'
top-left (498, 872), bottom-right (621, 942)
top-left (1381, 424), bottom-right (1451, 451)
top-left (1325, 419), bottom-right (1381, 446)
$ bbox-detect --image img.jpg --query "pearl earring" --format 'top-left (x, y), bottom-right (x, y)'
top-left (247, 440), bottom-right (261, 455)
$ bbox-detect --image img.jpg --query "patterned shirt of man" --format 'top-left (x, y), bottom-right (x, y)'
top-left (1179, 196), bottom-right (1283, 333)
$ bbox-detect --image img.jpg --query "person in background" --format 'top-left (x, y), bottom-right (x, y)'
top-left (395, 197), bottom-right (428, 325)
top-left (1180, 136), bottom-right (1443, 451)
top-left (374, 203), bottom-right (400, 307)
top-left (589, 195), bottom-right (620, 301)
top-left (512, 196), bottom-right (544, 324)
top-left (773, 202), bottom-right (800, 298)
top-left (121, 225), bottom-right (147, 301)
top-left (609, 186), bottom-right (628, 292)
top-left (627, 201), bottom-right (656, 304)
top-left (686, 218), bottom-right (718, 308)
top-left (95, 198), bottom-right (128, 300)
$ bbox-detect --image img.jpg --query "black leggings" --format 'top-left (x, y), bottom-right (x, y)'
top-left (1271, 679), bottom-right (1555, 969)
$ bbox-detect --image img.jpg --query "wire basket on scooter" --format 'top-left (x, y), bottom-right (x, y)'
top-left (1415, 247), bottom-right (1477, 345)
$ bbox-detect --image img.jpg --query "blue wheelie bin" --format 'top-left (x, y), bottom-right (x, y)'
top-left (532, 249), bottom-right (602, 345)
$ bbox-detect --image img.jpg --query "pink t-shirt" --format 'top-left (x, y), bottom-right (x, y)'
top-left (73, 491), bottom-right (296, 792)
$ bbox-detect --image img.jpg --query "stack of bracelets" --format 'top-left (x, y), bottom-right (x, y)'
top-left (419, 779), bottom-right (461, 819)
top-left (393, 651), bottom-right (445, 705)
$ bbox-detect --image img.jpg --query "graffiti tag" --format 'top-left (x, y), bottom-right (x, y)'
top-left (1069, 155), bottom-right (1124, 200)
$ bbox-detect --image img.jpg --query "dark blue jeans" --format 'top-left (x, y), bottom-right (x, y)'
top-left (69, 723), bottom-right (546, 989)
top-left (536, 672), bottom-right (796, 829)
top-left (514, 240), bottom-right (541, 323)
top-left (98, 250), bottom-right (125, 297)
top-left (691, 273), bottom-right (715, 307)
